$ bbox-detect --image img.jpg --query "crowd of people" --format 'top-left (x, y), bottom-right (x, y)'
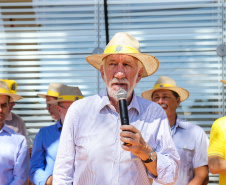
top-left (0, 32), bottom-right (225, 185)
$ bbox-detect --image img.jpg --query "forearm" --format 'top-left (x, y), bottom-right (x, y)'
top-left (188, 176), bottom-right (208, 185)
top-left (208, 156), bottom-right (226, 174)
top-left (188, 166), bottom-right (209, 185)
top-left (139, 146), bottom-right (157, 177)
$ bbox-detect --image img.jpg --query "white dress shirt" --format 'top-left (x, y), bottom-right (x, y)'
top-left (53, 91), bottom-right (180, 185)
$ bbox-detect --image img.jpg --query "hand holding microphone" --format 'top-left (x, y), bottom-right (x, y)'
top-left (116, 89), bottom-right (132, 146)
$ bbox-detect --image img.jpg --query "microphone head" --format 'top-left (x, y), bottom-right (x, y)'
top-left (116, 89), bottom-right (127, 100)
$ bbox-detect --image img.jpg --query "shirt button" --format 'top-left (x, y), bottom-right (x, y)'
top-left (114, 180), bottom-right (117, 184)
top-left (116, 140), bottom-right (119, 143)
top-left (115, 160), bottom-right (117, 163)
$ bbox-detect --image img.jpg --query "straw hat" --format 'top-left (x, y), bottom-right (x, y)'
top-left (37, 83), bottom-right (68, 98)
top-left (86, 32), bottom-right (159, 78)
top-left (0, 81), bottom-right (21, 102)
top-left (221, 80), bottom-right (226, 84)
top-left (0, 79), bottom-right (23, 102)
top-left (47, 85), bottom-right (83, 104)
top-left (141, 76), bottom-right (189, 102)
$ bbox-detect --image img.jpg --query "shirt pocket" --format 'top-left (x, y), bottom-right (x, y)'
top-left (176, 142), bottom-right (195, 172)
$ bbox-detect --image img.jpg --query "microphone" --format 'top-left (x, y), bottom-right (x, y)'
top-left (116, 89), bottom-right (131, 146)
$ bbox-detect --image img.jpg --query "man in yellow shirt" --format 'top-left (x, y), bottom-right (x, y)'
top-left (208, 80), bottom-right (226, 185)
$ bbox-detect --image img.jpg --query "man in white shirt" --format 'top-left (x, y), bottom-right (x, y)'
top-left (53, 32), bottom-right (180, 184)
top-left (142, 76), bottom-right (209, 185)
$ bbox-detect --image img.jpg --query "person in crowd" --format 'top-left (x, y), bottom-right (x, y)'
top-left (37, 83), bottom-right (65, 121)
top-left (29, 85), bottom-right (83, 185)
top-left (1, 80), bottom-right (29, 142)
top-left (53, 32), bottom-right (180, 184)
top-left (142, 76), bottom-right (209, 185)
top-left (208, 79), bottom-right (226, 185)
top-left (0, 81), bottom-right (29, 185)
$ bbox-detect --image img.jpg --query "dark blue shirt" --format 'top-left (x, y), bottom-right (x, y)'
top-left (29, 120), bottom-right (62, 185)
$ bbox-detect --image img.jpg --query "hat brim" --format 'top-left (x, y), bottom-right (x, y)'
top-left (141, 87), bottom-right (189, 102)
top-left (47, 99), bottom-right (75, 105)
top-left (221, 80), bottom-right (226, 84)
top-left (37, 94), bottom-right (58, 99)
top-left (86, 53), bottom-right (159, 78)
top-left (0, 93), bottom-right (22, 102)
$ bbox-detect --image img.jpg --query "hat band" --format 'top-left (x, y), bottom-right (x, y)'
top-left (104, 45), bottom-right (139, 54)
top-left (0, 88), bottom-right (10, 94)
top-left (47, 90), bottom-right (59, 97)
top-left (154, 83), bottom-right (174, 89)
top-left (58, 95), bottom-right (83, 101)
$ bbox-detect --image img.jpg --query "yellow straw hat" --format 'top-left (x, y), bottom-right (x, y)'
top-left (0, 79), bottom-right (23, 102)
top-left (0, 81), bottom-right (21, 102)
top-left (221, 80), bottom-right (226, 84)
top-left (37, 83), bottom-right (68, 98)
top-left (141, 76), bottom-right (189, 102)
top-left (47, 85), bottom-right (83, 104)
top-left (86, 32), bottom-right (159, 78)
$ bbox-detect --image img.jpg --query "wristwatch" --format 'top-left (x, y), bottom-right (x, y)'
top-left (142, 151), bottom-right (157, 163)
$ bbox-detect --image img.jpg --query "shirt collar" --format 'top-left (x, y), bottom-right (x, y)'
top-left (99, 89), bottom-right (140, 115)
top-left (0, 123), bottom-right (13, 134)
top-left (175, 116), bottom-right (186, 129)
top-left (56, 119), bottom-right (62, 130)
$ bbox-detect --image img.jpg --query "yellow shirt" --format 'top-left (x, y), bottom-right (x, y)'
top-left (208, 116), bottom-right (226, 185)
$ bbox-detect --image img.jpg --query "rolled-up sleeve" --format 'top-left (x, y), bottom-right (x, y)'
top-left (148, 113), bottom-right (180, 184)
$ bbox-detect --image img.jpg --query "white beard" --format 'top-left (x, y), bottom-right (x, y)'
top-left (104, 76), bottom-right (137, 101)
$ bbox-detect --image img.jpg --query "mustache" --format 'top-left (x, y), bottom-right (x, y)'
top-left (109, 78), bottom-right (129, 86)
top-left (160, 104), bottom-right (168, 109)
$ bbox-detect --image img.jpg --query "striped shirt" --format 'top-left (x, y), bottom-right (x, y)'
top-left (53, 91), bottom-right (180, 185)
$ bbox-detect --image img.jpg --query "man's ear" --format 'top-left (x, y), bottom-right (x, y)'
top-left (56, 105), bottom-right (61, 114)
top-left (136, 67), bottom-right (143, 83)
top-left (176, 97), bottom-right (181, 108)
top-left (100, 65), bottom-right (105, 82)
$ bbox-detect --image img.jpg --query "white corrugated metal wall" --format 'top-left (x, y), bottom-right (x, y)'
top-left (0, 0), bottom-right (224, 184)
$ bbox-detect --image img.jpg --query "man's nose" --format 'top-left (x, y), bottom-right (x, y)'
top-left (114, 64), bottom-right (126, 79)
top-left (157, 97), bottom-right (164, 104)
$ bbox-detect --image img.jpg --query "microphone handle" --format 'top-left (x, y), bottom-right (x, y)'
top-left (119, 99), bottom-right (129, 125)
top-left (119, 99), bottom-right (132, 146)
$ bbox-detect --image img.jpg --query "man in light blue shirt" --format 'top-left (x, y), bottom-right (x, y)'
top-left (53, 33), bottom-right (180, 184)
top-left (142, 76), bottom-right (209, 185)
top-left (29, 85), bottom-right (83, 185)
top-left (0, 81), bottom-right (29, 185)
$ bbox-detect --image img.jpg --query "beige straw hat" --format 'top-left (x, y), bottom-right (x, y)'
top-left (0, 79), bottom-right (23, 102)
top-left (86, 32), bottom-right (159, 78)
top-left (221, 80), bottom-right (226, 84)
top-left (141, 76), bottom-right (189, 102)
top-left (37, 83), bottom-right (67, 98)
top-left (0, 81), bottom-right (21, 102)
top-left (47, 85), bottom-right (83, 104)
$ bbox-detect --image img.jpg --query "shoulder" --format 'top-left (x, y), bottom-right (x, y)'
top-left (178, 118), bottom-right (201, 130)
top-left (4, 125), bottom-right (27, 144)
top-left (212, 116), bottom-right (226, 130)
top-left (178, 118), bottom-right (207, 138)
top-left (11, 112), bottom-right (25, 123)
top-left (137, 96), bottom-right (167, 117)
top-left (38, 123), bottom-right (57, 134)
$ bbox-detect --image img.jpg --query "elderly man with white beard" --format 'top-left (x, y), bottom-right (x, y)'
top-left (53, 32), bottom-right (180, 185)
